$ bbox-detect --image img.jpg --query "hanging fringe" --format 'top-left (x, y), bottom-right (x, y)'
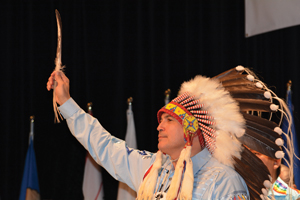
top-left (137, 151), bottom-right (163, 200)
top-left (166, 148), bottom-right (186, 200)
top-left (178, 146), bottom-right (193, 200)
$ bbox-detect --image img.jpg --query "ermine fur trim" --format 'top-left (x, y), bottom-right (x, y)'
top-left (166, 148), bottom-right (186, 200)
top-left (137, 151), bottom-right (163, 200)
top-left (178, 146), bottom-right (193, 200)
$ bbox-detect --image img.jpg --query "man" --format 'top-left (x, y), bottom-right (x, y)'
top-left (214, 66), bottom-right (300, 200)
top-left (246, 148), bottom-right (281, 185)
top-left (246, 148), bottom-right (300, 200)
top-left (47, 70), bottom-right (251, 200)
top-left (247, 145), bottom-right (300, 200)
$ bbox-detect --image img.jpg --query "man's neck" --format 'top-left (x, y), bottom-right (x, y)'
top-left (170, 146), bottom-right (203, 168)
top-left (168, 136), bottom-right (203, 168)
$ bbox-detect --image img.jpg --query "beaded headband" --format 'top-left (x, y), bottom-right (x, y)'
top-left (157, 93), bottom-right (212, 151)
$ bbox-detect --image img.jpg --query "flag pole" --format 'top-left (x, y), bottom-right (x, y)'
top-left (287, 80), bottom-right (292, 93)
top-left (29, 116), bottom-right (35, 144)
top-left (87, 102), bottom-right (93, 115)
top-left (164, 89), bottom-right (171, 105)
top-left (127, 97), bottom-right (133, 110)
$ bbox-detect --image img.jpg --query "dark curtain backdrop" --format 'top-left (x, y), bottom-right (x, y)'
top-left (1, 0), bottom-right (300, 199)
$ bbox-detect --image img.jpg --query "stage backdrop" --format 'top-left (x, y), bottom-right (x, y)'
top-left (1, 1), bottom-right (300, 199)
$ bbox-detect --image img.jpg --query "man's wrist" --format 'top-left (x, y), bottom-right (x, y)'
top-left (58, 98), bottom-right (80, 119)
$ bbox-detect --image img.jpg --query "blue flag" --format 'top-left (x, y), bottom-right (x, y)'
top-left (281, 87), bottom-right (300, 188)
top-left (19, 135), bottom-right (40, 200)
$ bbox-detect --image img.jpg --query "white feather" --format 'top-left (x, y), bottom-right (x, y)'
top-left (179, 75), bottom-right (245, 167)
top-left (53, 9), bottom-right (65, 123)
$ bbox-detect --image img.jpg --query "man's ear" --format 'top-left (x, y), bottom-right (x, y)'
top-left (274, 158), bottom-right (281, 170)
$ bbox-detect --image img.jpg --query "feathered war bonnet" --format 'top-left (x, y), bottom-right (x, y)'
top-left (137, 73), bottom-right (246, 200)
top-left (213, 66), bottom-right (298, 199)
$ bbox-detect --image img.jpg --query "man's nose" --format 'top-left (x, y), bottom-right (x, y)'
top-left (157, 121), bottom-right (164, 131)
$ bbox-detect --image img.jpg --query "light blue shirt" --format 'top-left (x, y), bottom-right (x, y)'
top-left (59, 98), bottom-right (249, 200)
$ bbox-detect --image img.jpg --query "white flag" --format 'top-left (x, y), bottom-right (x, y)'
top-left (82, 153), bottom-right (104, 200)
top-left (245, 0), bottom-right (300, 37)
top-left (117, 105), bottom-right (137, 200)
top-left (83, 103), bottom-right (104, 200)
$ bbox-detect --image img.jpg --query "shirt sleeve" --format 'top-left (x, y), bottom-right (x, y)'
top-left (59, 98), bottom-right (155, 191)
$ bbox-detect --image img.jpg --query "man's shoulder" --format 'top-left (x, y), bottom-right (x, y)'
top-left (196, 156), bottom-right (248, 188)
top-left (196, 156), bottom-right (239, 177)
top-left (193, 157), bottom-right (249, 200)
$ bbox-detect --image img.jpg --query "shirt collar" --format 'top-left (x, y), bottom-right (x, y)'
top-left (161, 148), bottom-right (212, 175)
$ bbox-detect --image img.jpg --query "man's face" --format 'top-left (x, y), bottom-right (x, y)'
top-left (248, 148), bottom-right (280, 181)
top-left (157, 113), bottom-right (186, 159)
top-left (252, 151), bottom-right (275, 172)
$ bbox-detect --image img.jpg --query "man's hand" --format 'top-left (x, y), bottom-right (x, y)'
top-left (47, 71), bottom-right (70, 106)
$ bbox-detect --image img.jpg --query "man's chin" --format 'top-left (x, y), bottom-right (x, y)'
top-left (157, 143), bottom-right (165, 152)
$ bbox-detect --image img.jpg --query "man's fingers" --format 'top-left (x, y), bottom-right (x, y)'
top-left (46, 70), bottom-right (71, 105)
top-left (46, 72), bottom-right (57, 91)
top-left (46, 71), bottom-right (59, 91)
top-left (47, 71), bottom-right (69, 93)
top-left (54, 71), bottom-right (69, 85)
top-left (54, 71), bottom-right (63, 84)
top-left (59, 71), bottom-right (69, 83)
top-left (47, 76), bottom-right (54, 91)
top-left (46, 82), bottom-right (51, 91)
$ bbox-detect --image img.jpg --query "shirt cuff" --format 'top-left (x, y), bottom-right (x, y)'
top-left (58, 98), bottom-right (81, 119)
